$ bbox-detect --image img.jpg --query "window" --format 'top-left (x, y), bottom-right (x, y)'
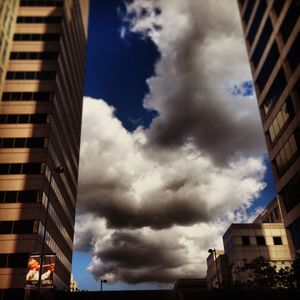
top-left (273, 0), bottom-right (285, 16)
top-left (275, 132), bottom-right (299, 175)
top-left (14, 33), bottom-right (60, 41)
top-left (6, 71), bottom-right (56, 80)
top-left (262, 68), bottom-right (287, 115)
top-left (0, 190), bottom-right (42, 203)
top-left (17, 16), bottom-right (62, 24)
top-left (282, 171), bottom-right (300, 213)
top-left (256, 43), bottom-right (279, 92)
top-left (280, 1), bottom-right (300, 42)
top-left (2, 92), bottom-right (53, 101)
top-left (256, 236), bottom-right (266, 245)
top-left (0, 138), bottom-right (46, 149)
top-left (10, 52), bottom-right (59, 60)
top-left (20, 0), bottom-right (63, 7)
top-left (242, 236), bottom-right (250, 245)
top-left (268, 98), bottom-right (294, 143)
top-left (0, 163), bottom-right (44, 175)
top-left (247, 0), bottom-right (267, 45)
top-left (273, 236), bottom-right (282, 245)
top-left (0, 114), bottom-right (49, 124)
top-left (243, 0), bottom-right (255, 24)
top-left (289, 218), bottom-right (300, 251)
top-left (287, 33), bottom-right (300, 72)
top-left (0, 220), bottom-right (36, 234)
top-left (252, 18), bottom-right (273, 67)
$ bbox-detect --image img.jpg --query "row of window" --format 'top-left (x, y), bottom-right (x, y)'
top-left (247, 0), bottom-right (266, 45)
top-left (6, 71), bottom-right (56, 80)
top-left (275, 133), bottom-right (299, 175)
top-left (45, 167), bottom-right (74, 224)
top-left (262, 206), bottom-right (280, 223)
top-left (0, 253), bottom-right (28, 268)
top-left (10, 51), bottom-right (58, 60)
top-left (0, 190), bottom-right (42, 204)
top-left (0, 220), bottom-right (37, 234)
top-left (17, 16), bottom-right (62, 24)
top-left (38, 223), bottom-right (72, 272)
top-left (262, 68), bottom-right (287, 115)
top-left (0, 137), bottom-right (47, 149)
top-left (282, 171), bottom-right (300, 213)
top-left (241, 235), bottom-right (282, 246)
top-left (14, 33), bottom-right (60, 41)
top-left (0, 114), bottom-right (50, 124)
top-left (2, 92), bottom-right (53, 101)
top-left (20, 0), bottom-right (63, 7)
top-left (0, 163), bottom-right (45, 175)
top-left (268, 99), bottom-right (294, 143)
top-left (256, 42), bottom-right (279, 92)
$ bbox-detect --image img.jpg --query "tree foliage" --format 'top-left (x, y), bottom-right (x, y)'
top-left (238, 256), bottom-right (296, 289)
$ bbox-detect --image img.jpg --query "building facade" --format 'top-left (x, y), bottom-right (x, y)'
top-left (0, 0), bottom-right (88, 298)
top-left (207, 222), bottom-right (293, 288)
top-left (237, 0), bottom-right (300, 258)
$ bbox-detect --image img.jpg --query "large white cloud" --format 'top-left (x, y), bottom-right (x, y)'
top-left (75, 0), bottom-right (268, 286)
top-left (75, 97), bottom-right (265, 284)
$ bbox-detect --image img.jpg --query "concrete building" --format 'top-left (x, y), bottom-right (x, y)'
top-left (207, 221), bottom-right (293, 288)
top-left (237, 0), bottom-right (300, 258)
top-left (0, 0), bottom-right (89, 298)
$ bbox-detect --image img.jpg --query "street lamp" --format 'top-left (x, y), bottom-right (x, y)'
top-left (100, 279), bottom-right (107, 291)
top-left (38, 165), bottom-right (64, 292)
top-left (208, 248), bottom-right (221, 289)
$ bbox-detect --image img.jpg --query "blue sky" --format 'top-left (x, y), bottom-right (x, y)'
top-left (72, 0), bottom-right (276, 291)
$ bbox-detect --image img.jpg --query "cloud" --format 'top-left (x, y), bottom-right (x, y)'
top-left (75, 97), bottom-right (266, 284)
top-left (124, 0), bottom-right (265, 165)
top-left (75, 0), bottom-right (268, 286)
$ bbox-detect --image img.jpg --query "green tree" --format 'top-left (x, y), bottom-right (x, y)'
top-left (239, 256), bottom-right (295, 289)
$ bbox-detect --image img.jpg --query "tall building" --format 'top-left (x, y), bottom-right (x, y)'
top-left (0, 0), bottom-right (89, 298)
top-left (237, 0), bottom-right (300, 258)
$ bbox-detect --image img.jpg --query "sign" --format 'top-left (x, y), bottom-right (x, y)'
top-left (26, 255), bottom-right (55, 288)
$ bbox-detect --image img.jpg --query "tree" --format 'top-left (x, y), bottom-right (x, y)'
top-left (239, 256), bottom-right (295, 289)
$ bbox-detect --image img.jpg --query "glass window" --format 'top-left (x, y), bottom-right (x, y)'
top-left (242, 236), bottom-right (250, 245)
top-left (256, 236), bottom-right (266, 245)
top-left (273, 236), bottom-right (282, 245)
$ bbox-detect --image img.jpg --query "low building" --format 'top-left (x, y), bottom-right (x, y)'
top-left (207, 211), bottom-right (293, 289)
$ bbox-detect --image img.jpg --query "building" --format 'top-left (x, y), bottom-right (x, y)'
top-left (0, 0), bottom-right (19, 96)
top-left (237, 0), bottom-right (300, 258)
top-left (0, 0), bottom-right (89, 298)
top-left (207, 221), bottom-right (293, 288)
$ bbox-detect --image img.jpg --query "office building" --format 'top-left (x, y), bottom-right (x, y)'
top-left (237, 0), bottom-right (300, 258)
top-left (0, 0), bottom-right (89, 298)
top-left (207, 222), bottom-right (293, 288)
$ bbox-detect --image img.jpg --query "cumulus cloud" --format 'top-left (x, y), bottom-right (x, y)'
top-left (75, 98), bottom-right (265, 284)
top-left (124, 0), bottom-right (265, 165)
top-left (75, 0), bottom-right (268, 286)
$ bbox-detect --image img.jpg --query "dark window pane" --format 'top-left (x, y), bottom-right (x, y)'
top-left (19, 190), bottom-right (38, 203)
top-left (256, 236), bottom-right (266, 245)
top-left (5, 191), bottom-right (18, 203)
top-left (0, 221), bottom-right (13, 233)
top-left (242, 236), bottom-right (250, 245)
top-left (7, 253), bottom-right (28, 268)
top-left (9, 164), bottom-right (22, 174)
top-left (14, 138), bottom-right (26, 148)
top-left (0, 164), bottom-right (9, 174)
top-left (273, 236), bottom-right (282, 245)
top-left (22, 163), bottom-right (42, 174)
top-left (13, 220), bottom-right (34, 234)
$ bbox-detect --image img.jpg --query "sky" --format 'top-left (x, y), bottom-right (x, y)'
top-left (72, 0), bottom-right (276, 291)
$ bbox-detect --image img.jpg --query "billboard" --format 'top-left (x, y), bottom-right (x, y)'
top-left (26, 255), bottom-right (55, 288)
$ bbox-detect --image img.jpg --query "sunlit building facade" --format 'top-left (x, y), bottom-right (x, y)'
top-left (0, 0), bottom-right (89, 298)
top-left (237, 0), bottom-right (300, 258)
